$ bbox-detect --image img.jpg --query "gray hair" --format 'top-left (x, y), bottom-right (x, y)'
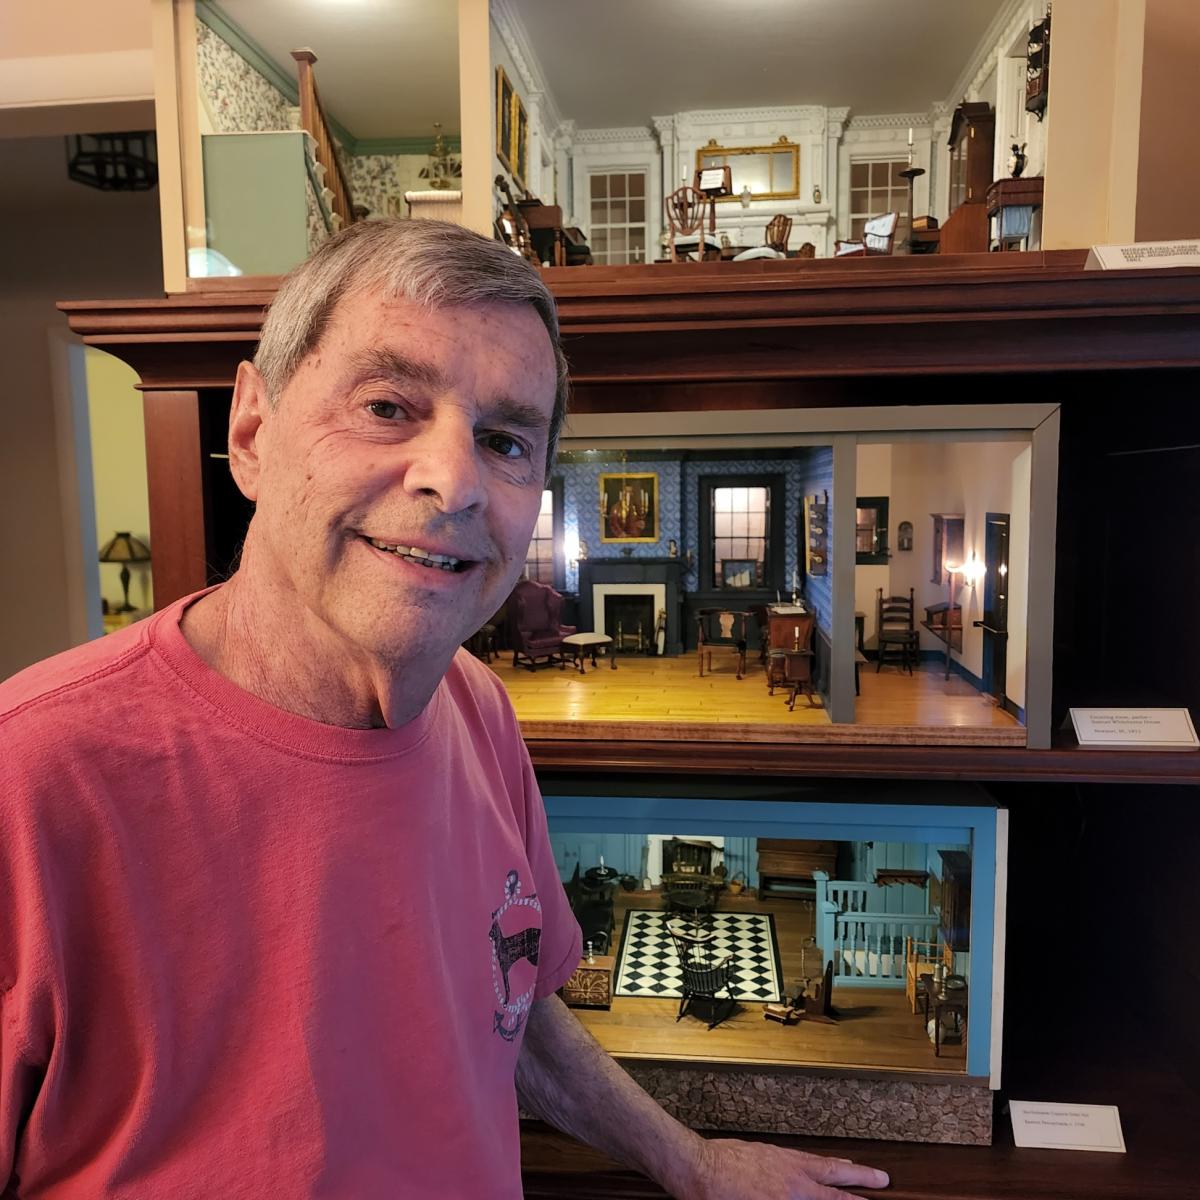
top-left (253, 218), bottom-right (569, 475)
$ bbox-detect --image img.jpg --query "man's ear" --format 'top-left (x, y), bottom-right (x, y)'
top-left (228, 360), bottom-right (270, 501)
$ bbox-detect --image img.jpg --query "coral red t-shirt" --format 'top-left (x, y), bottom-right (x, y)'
top-left (0, 591), bottom-right (580, 1198)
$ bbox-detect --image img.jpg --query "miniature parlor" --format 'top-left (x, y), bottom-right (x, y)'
top-left (490, 419), bottom-right (1047, 747)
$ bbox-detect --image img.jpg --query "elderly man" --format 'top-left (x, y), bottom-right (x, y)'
top-left (0, 220), bottom-right (887, 1199)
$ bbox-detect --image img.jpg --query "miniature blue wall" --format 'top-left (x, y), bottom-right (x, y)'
top-left (558, 458), bottom-right (683, 593)
top-left (544, 794), bottom-right (1001, 1080)
top-left (796, 447), bottom-right (834, 638)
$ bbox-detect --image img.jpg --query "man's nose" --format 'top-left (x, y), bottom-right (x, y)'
top-left (402, 416), bottom-right (488, 515)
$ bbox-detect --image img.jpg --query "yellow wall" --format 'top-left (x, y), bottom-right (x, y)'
top-left (1135, 0), bottom-right (1200, 241)
top-left (86, 349), bottom-right (154, 614)
top-left (1043, 0), bottom-right (1200, 248)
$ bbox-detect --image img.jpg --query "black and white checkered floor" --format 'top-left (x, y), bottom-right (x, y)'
top-left (613, 910), bottom-right (784, 1003)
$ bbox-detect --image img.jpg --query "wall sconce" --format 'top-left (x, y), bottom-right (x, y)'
top-left (960, 555), bottom-right (986, 588)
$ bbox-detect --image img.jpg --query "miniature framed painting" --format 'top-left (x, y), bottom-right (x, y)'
top-left (721, 559), bottom-right (757, 588)
top-left (599, 472), bottom-right (659, 543)
top-left (512, 93), bottom-right (529, 189)
top-left (495, 67), bottom-right (514, 172)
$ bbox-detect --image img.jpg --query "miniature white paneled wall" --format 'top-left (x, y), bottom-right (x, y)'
top-left (492, 0), bottom-right (1051, 259)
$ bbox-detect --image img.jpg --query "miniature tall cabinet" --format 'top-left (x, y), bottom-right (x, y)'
top-left (62, 251), bottom-right (1200, 1194)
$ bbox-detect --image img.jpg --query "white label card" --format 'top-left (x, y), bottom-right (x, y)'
top-left (1009, 1101), bottom-right (1126, 1153)
top-left (1085, 240), bottom-right (1200, 270)
top-left (1070, 707), bottom-right (1199, 750)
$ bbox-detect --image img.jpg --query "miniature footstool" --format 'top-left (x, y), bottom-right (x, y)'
top-left (560, 632), bottom-right (616, 674)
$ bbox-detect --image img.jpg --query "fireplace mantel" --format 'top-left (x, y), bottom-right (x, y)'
top-left (578, 558), bottom-right (684, 655)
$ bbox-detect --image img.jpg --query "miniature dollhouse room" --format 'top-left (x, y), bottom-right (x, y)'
top-left (542, 780), bottom-right (1007, 1145)
top-left (495, 417), bottom-right (1044, 747)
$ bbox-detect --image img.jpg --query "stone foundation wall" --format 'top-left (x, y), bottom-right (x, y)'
top-left (620, 1063), bottom-right (993, 1146)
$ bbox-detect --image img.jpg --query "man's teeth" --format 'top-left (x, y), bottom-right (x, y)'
top-left (368, 538), bottom-right (463, 571)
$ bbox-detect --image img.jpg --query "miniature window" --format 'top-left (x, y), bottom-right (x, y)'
top-left (848, 159), bottom-right (910, 243)
top-left (931, 513), bottom-right (965, 585)
top-left (524, 481), bottom-right (563, 587)
top-left (712, 486), bottom-right (770, 588)
top-left (589, 172), bottom-right (648, 265)
top-left (855, 496), bottom-right (889, 564)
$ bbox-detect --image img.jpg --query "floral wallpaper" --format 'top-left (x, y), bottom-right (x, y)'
top-left (195, 21), bottom-right (291, 134)
top-left (348, 154), bottom-right (446, 220)
top-left (196, 18), bottom-right (434, 224)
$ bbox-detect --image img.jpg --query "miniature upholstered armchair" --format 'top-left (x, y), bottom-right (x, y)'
top-left (509, 578), bottom-right (576, 671)
top-left (834, 211), bottom-right (899, 257)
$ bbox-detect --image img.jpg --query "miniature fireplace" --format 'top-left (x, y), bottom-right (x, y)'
top-left (577, 559), bottom-right (683, 654)
top-left (603, 594), bottom-right (656, 653)
top-left (592, 584), bottom-right (666, 652)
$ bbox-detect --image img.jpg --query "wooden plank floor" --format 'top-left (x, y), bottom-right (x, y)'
top-left (572, 891), bottom-right (967, 1076)
top-left (488, 653), bottom-right (1023, 745)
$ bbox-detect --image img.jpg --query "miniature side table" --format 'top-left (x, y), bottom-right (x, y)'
top-left (919, 975), bottom-right (968, 1057)
top-left (560, 632), bottom-right (616, 674)
top-left (561, 953), bottom-right (615, 1009)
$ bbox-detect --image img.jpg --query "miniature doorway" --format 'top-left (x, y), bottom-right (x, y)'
top-left (981, 513), bottom-right (1010, 706)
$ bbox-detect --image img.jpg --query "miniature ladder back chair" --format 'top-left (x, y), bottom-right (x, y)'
top-left (876, 586), bottom-right (918, 673)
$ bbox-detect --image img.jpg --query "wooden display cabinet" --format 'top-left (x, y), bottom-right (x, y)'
top-left (59, 253), bottom-right (1200, 1196)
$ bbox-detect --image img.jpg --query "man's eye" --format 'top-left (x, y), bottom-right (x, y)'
top-left (485, 432), bottom-right (527, 459)
top-left (367, 400), bottom-right (402, 420)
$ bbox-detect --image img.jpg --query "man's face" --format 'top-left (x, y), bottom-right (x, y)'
top-left (242, 291), bottom-right (557, 667)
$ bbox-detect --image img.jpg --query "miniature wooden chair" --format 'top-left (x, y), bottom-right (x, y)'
top-left (667, 920), bottom-right (738, 1030)
top-left (876, 586), bottom-right (918, 674)
top-left (765, 213), bottom-right (793, 253)
top-left (697, 609), bottom-right (750, 678)
top-left (666, 185), bottom-right (711, 262)
top-left (834, 211), bottom-right (899, 257)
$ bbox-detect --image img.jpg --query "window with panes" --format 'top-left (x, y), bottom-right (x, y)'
top-left (589, 171), bottom-right (648, 265)
top-left (848, 159), bottom-right (910, 243)
top-left (524, 489), bottom-right (555, 584)
top-left (712, 485), bottom-right (770, 588)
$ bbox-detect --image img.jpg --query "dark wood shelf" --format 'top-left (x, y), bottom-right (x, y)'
top-left (526, 734), bottom-right (1200, 785)
top-left (521, 1032), bottom-right (1200, 1199)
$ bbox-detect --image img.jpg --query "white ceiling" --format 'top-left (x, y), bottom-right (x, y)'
top-left (215, 0), bottom-right (460, 140)
top-left (512, 0), bottom-right (1006, 126)
top-left (212, 0), bottom-right (1006, 142)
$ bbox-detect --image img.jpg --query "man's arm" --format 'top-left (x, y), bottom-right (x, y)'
top-left (516, 994), bottom-right (890, 1200)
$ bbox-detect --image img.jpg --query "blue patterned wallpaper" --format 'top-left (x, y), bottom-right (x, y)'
top-left (555, 451), bottom-right (834, 625)
top-left (797, 447), bottom-right (835, 637)
top-left (558, 459), bottom-right (682, 592)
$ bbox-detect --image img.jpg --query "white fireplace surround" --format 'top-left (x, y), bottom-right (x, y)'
top-left (593, 583), bottom-right (667, 650)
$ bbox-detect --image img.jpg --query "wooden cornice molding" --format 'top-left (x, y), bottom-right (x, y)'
top-left (58, 254), bottom-right (1200, 391)
top-left (524, 736), bottom-right (1200, 785)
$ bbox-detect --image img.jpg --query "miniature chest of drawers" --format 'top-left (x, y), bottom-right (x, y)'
top-left (561, 954), bottom-right (615, 1009)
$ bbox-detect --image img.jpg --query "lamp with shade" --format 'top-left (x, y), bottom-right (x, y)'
top-left (98, 532), bottom-right (151, 613)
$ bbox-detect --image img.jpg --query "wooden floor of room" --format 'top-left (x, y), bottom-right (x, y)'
top-left (489, 653), bottom-right (1023, 745)
top-left (573, 890), bottom-right (968, 1077)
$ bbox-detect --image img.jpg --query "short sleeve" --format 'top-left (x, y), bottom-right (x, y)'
top-left (517, 756), bottom-right (581, 999)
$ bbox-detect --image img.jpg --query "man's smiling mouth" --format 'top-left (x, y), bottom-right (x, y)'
top-left (363, 536), bottom-right (472, 573)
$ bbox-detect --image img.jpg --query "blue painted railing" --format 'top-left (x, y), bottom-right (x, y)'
top-left (815, 870), bottom-right (937, 987)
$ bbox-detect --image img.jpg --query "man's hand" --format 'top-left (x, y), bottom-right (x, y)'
top-left (688, 1137), bottom-right (889, 1200)
top-left (517, 995), bottom-right (889, 1200)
